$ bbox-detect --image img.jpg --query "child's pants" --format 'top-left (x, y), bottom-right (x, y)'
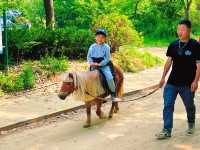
top-left (90, 66), bottom-right (116, 97)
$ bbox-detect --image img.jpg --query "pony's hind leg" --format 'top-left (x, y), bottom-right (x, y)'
top-left (109, 102), bottom-right (117, 119)
top-left (96, 99), bottom-right (106, 119)
top-left (113, 102), bottom-right (119, 113)
top-left (83, 102), bottom-right (91, 128)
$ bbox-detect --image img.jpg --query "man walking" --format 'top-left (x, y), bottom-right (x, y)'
top-left (156, 20), bottom-right (200, 140)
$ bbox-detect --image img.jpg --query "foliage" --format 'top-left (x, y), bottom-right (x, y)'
top-left (0, 65), bottom-right (35, 92)
top-left (93, 13), bottom-right (143, 52)
top-left (2, 0), bottom-right (200, 57)
top-left (40, 56), bottom-right (69, 76)
top-left (54, 0), bottom-right (93, 29)
top-left (0, 57), bottom-right (69, 93)
top-left (21, 65), bottom-right (35, 89)
top-left (7, 27), bottom-right (94, 61)
top-left (112, 46), bottom-right (163, 72)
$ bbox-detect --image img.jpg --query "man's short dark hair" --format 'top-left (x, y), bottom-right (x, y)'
top-left (178, 19), bottom-right (192, 29)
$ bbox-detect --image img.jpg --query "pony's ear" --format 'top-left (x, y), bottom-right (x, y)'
top-left (68, 73), bottom-right (74, 79)
top-left (69, 72), bottom-right (77, 89)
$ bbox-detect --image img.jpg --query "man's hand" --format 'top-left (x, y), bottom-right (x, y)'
top-left (159, 57), bottom-right (172, 88)
top-left (191, 81), bottom-right (198, 92)
top-left (159, 78), bottom-right (165, 88)
top-left (90, 62), bottom-right (100, 67)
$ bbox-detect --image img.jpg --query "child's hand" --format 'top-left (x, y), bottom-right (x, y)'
top-left (90, 63), bottom-right (100, 67)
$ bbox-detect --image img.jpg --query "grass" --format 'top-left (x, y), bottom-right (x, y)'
top-left (143, 34), bottom-right (200, 47)
top-left (0, 56), bottom-right (69, 94)
top-left (143, 36), bottom-right (174, 47)
top-left (40, 56), bottom-right (69, 77)
top-left (112, 45), bottom-right (164, 73)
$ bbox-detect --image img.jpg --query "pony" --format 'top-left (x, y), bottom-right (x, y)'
top-left (58, 65), bottom-right (124, 128)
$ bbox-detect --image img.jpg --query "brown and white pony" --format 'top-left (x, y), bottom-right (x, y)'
top-left (58, 65), bottom-right (124, 128)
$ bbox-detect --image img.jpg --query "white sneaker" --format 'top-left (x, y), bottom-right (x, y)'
top-left (112, 97), bottom-right (121, 102)
top-left (186, 123), bottom-right (195, 135)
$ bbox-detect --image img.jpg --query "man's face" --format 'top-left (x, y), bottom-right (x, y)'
top-left (177, 24), bottom-right (191, 41)
top-left (96, 34), bottom-right (106, 44)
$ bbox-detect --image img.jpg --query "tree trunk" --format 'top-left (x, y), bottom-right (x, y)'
top-left (43, 0), bottom-right (55, 29)
top-left (134, 0), bottom-right (140, 18)
top-left (183, 0), bottom-right (192, 20)
top-left (197, 3), bottom-right (200, 10)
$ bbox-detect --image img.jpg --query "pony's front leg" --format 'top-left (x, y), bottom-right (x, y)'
top-left (96, 99), bottom-right (106, 119)
top-left (109, 102), bottom-right (118, 119)
top-left (113, 102), bottom-right (119, 113)
top-left (83, 102), bottom-right (91, 128)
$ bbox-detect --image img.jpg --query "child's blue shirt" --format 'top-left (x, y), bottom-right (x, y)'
top-left (87, 43), bottom-right (111, 66)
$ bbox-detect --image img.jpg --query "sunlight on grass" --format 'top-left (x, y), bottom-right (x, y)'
top-left (112, 45), bottom-right (164, 73)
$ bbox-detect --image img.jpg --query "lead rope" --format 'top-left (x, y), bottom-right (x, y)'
top-left (85, 84), bottom-right (160, 103)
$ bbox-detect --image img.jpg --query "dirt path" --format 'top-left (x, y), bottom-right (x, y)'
top-left (1, 86), bottom-right (200, 150)
top-left (0, 52), bottom-right (165, 129)
top-left (3, 47), bottom-right (199, 150)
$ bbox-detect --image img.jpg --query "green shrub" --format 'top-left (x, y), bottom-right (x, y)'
top-left (143, 36), bottom-right (173, 47)
top-left (56, 27), bottom-right (94, 59)
top-left (112, 51), bottom-right (138, 72)
top-left (141, 51), bottom-right (163, 68)
top-left (93, 12), bottom-right (143, 52)
top-left (8, 27), bottom-right (94, 61)
top-left (134, 1), bottom-right (180, 40)
top-left (2, 80), bottom-right (16, 92)
top-left (21, 65), bottom-right (35, 89)
top-left (0, 72), bottom-right (7, 86)
top-left (1, 74), bottom-right (16, 92)
top-left (14, 74), bottom-right (25, 91)
top-left (40, 56), bottom-right (69, 76)
top-left (0, 65), bottom-right (35, 92)
top-left (112, 46), bottom-right (163, 72)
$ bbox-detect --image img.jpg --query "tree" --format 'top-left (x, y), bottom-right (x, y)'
top-left (182, 0), bottom-right (193, 19)
top-left (43, 0), bottom-right (55, 29)
top-left (93, 13), bottom-right (143, 52)
top-left (195, 0), bottom-right (200, 10)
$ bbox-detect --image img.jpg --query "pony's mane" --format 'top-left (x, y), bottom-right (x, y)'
top-left (68, 71), bottom-right (106, 102)
top-left (63, 65), bottom-right (124, 102)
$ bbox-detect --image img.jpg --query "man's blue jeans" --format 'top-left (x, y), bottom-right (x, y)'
top-left (163, 84), bottom-right (196, 132)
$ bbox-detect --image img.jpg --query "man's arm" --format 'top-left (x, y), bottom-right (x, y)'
top-left (191, 42), bottom-right (200, 92)
top-left (191, 63), bottom-right (200, 92)
top-left (159, 57), bottom-right (172, 88)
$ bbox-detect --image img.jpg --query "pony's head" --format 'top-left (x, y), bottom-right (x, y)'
top-left (58, 73), bottom-right (76, 100)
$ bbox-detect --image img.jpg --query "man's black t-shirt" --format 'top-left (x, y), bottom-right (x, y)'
top-left (167, 39), bottom-right (200, 86)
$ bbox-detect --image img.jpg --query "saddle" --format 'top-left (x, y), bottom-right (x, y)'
top-left (89, 57), bottom-right (116, 94)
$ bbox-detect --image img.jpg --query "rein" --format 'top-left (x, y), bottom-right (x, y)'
top-left (85, 84), bottom-right (160, 103)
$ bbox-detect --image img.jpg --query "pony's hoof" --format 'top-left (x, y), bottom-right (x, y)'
top-left (113, 108), bottom-right (119, 113)
top-left (108, 115), bottom-right (113, 119)
top-left (99, 112), bottom-right (107, 119)
top-left (83, 124), bottom-right (91, 128)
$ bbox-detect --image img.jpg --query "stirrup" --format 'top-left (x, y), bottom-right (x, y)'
top-left (112, 97), bottom-right (121, 102)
